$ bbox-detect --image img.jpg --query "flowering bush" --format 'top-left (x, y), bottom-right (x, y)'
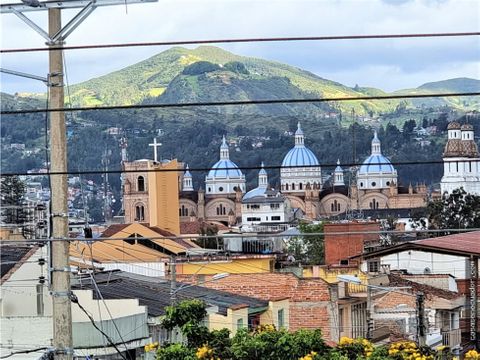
top-left (466, 349), bottom-right (480, 360)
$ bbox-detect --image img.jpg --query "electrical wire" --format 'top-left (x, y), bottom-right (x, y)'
top-left (0, 347), bottom-right (50, 359)
top-left (1, 227), bottom-right (478, 244)
top-left (2, 91), bottom-right (479, 115)
top-left (70, 293), bottom-right (128, 360)
top-left (1, 31), bottom-right (479, 54)
top-left (0, 158), bottom-right (451, 177)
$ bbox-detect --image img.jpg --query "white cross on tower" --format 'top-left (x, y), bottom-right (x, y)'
top-left (149, 138), bottom-right (162, 162)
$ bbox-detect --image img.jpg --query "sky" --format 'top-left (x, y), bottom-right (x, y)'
top-left (1, 0), bottom-right (479, 94)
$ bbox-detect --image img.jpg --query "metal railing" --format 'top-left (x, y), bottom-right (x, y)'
top-left (441, 328), bottom-right (461, 348)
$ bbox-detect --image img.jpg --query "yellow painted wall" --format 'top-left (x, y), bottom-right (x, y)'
top-left (303, 266), bottom-right (367, 294)
top-left (178, 257), bottom-right (273, 275)
top-left (148, 160), bottom-right (180, 235)
top-left (208, 307), bottom-right (248, 335)
top-left (260, 299), bottom-right (290, 330)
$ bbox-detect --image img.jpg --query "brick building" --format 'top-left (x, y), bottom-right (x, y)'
top-left (324, 221), bottom-right (381, 266)
top-left (176, 272), bottom-right (340, 341)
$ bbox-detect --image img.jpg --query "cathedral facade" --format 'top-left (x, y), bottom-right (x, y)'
top-left (440, 122), bottom-right (480, 195)
top-left (123, 122), bottom-right (431, 228)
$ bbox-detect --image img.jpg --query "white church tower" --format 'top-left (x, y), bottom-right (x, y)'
top-left (441, 122), bottom-right (480, 195)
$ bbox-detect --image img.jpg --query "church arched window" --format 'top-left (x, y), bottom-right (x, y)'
top-left (299, 183), bottom-right (303, 190)
top-left (137, 176), bottom-right (145, 192)
top-left (285, 184), bottom-right (289, 190)
top-left (135, 204), bottom-right (145, 221)
top-left (369, 198), bottom-right (378, 210)
top-left (216, 204), bottom-right (226, 216)
top-left (180, 205), bottom-right (189, 217)
top-left (292, 183), bottom-right (295, 190)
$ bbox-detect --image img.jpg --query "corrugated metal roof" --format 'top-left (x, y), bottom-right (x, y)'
top-left (356, 230), bottom-right (480, 259)
top-left (415, 231), bottom-right (480, 256)
top-left (73, 270), bottom-right (268, 317)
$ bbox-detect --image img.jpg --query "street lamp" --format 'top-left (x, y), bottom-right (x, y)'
top-left (337, 275), bottom-right (426, 345)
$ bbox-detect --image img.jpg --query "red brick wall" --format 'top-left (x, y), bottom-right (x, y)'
top-left (176, 273), bottom-right (335, 339)
top-left (324, 222), bottom-right (380, 266)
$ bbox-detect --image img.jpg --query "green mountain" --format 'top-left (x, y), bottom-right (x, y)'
top-left (67, 46), bottom-right (403, 115)
top-left (12, 46), bottom-right (479, 117)
top-left (395, 77), bottom-right (480, 110)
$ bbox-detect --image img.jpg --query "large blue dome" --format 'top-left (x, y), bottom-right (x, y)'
top-left (207, 159), bottom-right (243, 178)
top-left (282, 147), bottom-right (319, 167)
top-left (358, 154), bottom-right (395, 174)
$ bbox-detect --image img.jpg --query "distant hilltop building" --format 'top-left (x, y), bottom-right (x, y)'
top-left (122, 123), bottom-right (430, 227)
top-left (440, 122), bottom-right (480, 195)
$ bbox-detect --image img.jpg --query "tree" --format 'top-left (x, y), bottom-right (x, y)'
top-left (0, 175), bottom-right (26, 225)
top-left (426, 188), bottom-right (480, 233)
top-left (287, 222), bottom-right (326, 265)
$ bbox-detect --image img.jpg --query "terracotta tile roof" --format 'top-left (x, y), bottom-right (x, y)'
top-left (388, 273), bottom-right (462, 300)
top-left (100, 224), bottom-right (130, 238)
top-left (180, 220), bottom-right (229, 235)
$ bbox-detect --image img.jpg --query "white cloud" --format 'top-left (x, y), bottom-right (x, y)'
top-left (1, 0), bottom-right (479, 93)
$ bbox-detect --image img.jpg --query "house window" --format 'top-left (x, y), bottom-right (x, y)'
top-left (135, 204), bottom-right (145, 221)
top-left (272, 216), bottom-right (281, 221)
top-left (368, 260), bottom-right (380, 273)
top-left (237, 318), bottom-right (244, 330)
top-left (137, 176), bottom-right (145, 192)
top-left (339, 308), bottom-right (344, 333)
top-left (278, 309), bottom-right (285, 328)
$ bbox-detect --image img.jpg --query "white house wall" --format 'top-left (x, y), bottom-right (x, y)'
top-left (366, 251), bottom-right (469, 278)
top-left (1, 247), bottom-right (51, 317)
top-left (101, 262), bottom-right (165, 277)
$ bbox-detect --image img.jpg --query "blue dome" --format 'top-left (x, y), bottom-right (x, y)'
top-left (243, 187), bottom-right (267, 200)
top-left (358, 154), bottom-right (395, 174)
top-left (207, 159), bottom-right (243, 178)
top-left (282, 147), bottom-right (319, 167)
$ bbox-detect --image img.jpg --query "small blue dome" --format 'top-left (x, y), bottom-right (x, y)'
top-left (207, 159), bottom-right (243, 178)
top-left (243, 187), bottom-right (267, 200)
top-left (358, 154), bottom-right (395, 174)
top-left (282, 147), bottom-right (319, 167)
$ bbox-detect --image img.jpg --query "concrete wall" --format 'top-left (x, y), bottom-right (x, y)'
top-left (1, 247), bottom-right (51, 317)
top-left (260, 299), bottom-right (290, 330)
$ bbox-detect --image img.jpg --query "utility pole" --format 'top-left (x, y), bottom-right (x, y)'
top-left (366, 286), bottom-right (373, 340)
top-left (1, 1), bottom-right (157, 359)
top-left (416, 292), bottom-right (426, 346)
top-left (48, 9), bottom-right (72, 360)
top-left (170, 256), bottom-right (177, 304)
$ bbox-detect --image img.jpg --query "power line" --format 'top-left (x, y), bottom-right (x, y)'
top-left (0, 347), bottom-right (50, 359)
top-left (0, 159), bottom-right (449, 177)
top-left (2, 227), bottom-right (479, 244)
top-left (2, 92), bottom-right (479, 115)
top-left (70, 293), bottom-right (128, 360)
top-left (1, 31), bottom-right (479, 54)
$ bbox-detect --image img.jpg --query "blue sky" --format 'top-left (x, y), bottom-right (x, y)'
top-left (1, 0), bottom-right (479, 94)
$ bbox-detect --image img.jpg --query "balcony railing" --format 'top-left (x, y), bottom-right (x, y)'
top-left (441, 328), bottom-right (461, 348)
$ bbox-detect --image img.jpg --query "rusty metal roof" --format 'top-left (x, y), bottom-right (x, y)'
top-left (356, 231), bottom-right (480, 259)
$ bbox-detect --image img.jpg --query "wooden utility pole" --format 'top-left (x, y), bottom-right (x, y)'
top-left (48, 9), bottom-right (73, 360)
